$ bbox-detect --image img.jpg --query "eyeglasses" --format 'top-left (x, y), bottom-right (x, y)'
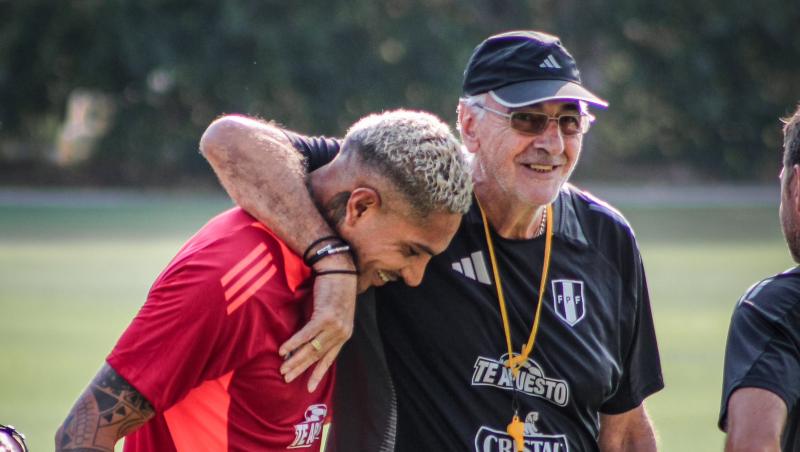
top-left (0, 425), bottom-right (28, 452)
top-left (475, 104), bottom-right (592, 136)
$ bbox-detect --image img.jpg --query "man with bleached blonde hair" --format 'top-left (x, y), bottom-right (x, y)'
top-left (56, 109), bottom-right (470, 452)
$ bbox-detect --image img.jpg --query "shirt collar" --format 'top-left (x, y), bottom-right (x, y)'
top-left (465, 183), bottom-right (590, 248)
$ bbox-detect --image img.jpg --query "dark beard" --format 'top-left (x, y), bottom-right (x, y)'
top-left (781, 209), bottom-right (800, 263)
top-left (787, 232), bottom-right (800, 264)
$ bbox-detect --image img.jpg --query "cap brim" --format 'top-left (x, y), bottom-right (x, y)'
top-left (491, 79), bottom-right (609, 109)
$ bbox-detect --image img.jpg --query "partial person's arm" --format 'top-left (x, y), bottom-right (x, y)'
top-left (598, 404), bottom-right (658, 452)
top-left (724, 387), bottom-right (787, 452)
top-left (55, 363), bottom-right (154, 451)
top-left (200, 115), bottom-right (355, 392)
top-left (598, 233), bottom-right (663, 452)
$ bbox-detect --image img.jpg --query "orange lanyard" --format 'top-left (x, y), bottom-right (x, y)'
top-left (478, 202), bottom-right (553, 452)
top-left (479, 203), bottom-right (553, 377)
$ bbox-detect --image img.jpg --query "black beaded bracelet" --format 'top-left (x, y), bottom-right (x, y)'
top-left (303, 235), bottom-right (342, 263)
top-left (306, 242), bottom-right (353, 267)
top-left (313, 269), bottom-right (359, 276)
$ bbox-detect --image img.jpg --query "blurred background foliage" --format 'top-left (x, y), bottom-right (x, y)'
top-left (0, 0), bottom-right (798, 185)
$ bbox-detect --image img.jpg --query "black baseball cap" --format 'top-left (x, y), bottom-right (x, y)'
top-left (462, 31), bottom-right (608, 109)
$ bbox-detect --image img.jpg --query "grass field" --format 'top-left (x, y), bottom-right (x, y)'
top-left (0, 188), bottom-right (790, 451)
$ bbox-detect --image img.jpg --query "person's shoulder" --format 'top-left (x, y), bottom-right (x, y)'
top-left (162, 207), bottom-right (301, 280)
top-left (558, 184), bottom-right (636, 249)
top-left (184, 207), bottom-right (278, 251)
top-left (562, 184), bottom-right (631, 226)
top-left (736, 267), bottom-right (800, 319)
top-left (149, 207), bottom-right (310, 310)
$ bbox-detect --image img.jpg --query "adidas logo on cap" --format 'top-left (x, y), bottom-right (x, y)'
top-left (539, 54), bottom-right (561, 69)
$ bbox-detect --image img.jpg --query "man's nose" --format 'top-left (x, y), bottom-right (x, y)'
top-left (535, 118), bottom-right (565, 155)
top-left (402, 260), bottom-right (428, 287)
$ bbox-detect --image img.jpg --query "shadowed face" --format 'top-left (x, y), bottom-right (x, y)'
top-left (779, 165), bottom-right (800, 263)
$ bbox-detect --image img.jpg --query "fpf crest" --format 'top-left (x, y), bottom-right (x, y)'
top-left (551, 279), bottom-right (585, 326)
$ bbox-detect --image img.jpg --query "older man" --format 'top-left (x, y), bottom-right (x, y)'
top-left (719, 105), bottom-right (800, 452)
top-left (203, 31), bottom-right (664, 451)
top-left (55, 110), bottom-right (471, 451)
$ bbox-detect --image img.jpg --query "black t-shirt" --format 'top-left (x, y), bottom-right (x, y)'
top-left (290, 134), bottom-right (664, 451)
top-left (719, 267), bottom-right (800, 451)
top-left (376, 189), bottom-right (663, 451)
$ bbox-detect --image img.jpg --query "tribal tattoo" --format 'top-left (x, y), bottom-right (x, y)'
top-left (56, 363), bottom-right (154, 452)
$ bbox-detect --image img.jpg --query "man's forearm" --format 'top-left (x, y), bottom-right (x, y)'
top-left (724, 388), bottom-right (786, 452)
top-left (599, 405), bottom-right (658, 452)
top-left (55, 363), bottom-right (154, 451)
top-left (200, 115), bottom-right (349, 266)
top-left (201, 115), bottom-right (356, 383)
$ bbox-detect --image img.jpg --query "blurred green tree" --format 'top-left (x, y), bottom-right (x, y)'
top-left (0, 0), bottom-right (797, 184)
top-left (571, 0), bottom-right (800, 179)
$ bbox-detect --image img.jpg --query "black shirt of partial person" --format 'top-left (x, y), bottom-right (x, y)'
top-left (289, 132), bottom-right (664, 452)
top-left (720, 267), bottom-right (800, 451)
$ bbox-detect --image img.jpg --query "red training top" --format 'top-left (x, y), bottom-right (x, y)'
top-left (107, 207), bottom-right (334, 451)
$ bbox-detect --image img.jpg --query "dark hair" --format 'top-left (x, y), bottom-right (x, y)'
top-left (322, 191), bottom-right (351, 226)
top-left (782, 104), bottom-right (800, 167)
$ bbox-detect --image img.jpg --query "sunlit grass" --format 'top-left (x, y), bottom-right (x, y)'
top-left (0, 194), bottom-right (788, 451)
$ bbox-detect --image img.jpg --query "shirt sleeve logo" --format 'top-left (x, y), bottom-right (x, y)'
top-left (552, 279), bottom-right (586, 326)
top-left (451, 250), bottom-right (493, 285)
top-left (288, 404), bottom-right (328, 449)
top-left (220, 242), bottom-right (278, 315)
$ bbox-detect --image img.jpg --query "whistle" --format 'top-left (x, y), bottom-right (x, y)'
top-left (506, 415), bottom-right (525, 452)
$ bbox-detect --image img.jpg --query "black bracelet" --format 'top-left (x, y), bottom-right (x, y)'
top-left (303, 235), bottom-right (343, 263)
top-left (313, 269), bottom-right (359, 276)
top-left (306, 242), bottom-right (352, 267)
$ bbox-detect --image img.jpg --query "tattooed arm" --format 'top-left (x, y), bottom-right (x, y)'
top-left (55, 363), bottom-right (154, 452)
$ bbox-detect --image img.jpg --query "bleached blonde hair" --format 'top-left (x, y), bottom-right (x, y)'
top-left (342, 109), bottom-right (472, 216)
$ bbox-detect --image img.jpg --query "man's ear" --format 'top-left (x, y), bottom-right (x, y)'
top-left (458, 101), bottom-right (480, 154)
top-left (344, 187), bottom-right (381, 226)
